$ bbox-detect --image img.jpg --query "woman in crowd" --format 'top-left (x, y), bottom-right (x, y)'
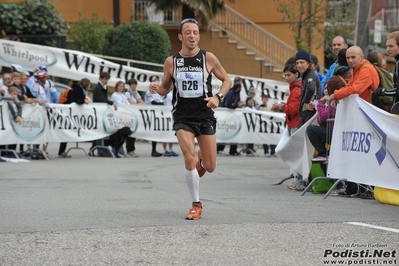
top-left (110, 81), bottom-right (132, 157)
top-left (58, 78), bottom-right (91, 158)
top-left (124, 78), bottom-right (143, 157)
top-left (271, 64), bottom-right (302, 188)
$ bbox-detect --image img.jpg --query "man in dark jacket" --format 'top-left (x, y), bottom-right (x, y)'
top-left (295, 50), bottom-right (322, 128)
top-left (91, 72), bottom-right (117, 157)
top-left (93, 72), bottom-right (117, 108)
top-left (287, 50), bottom-right (321, 191)
top-left (221, 81), bottom-right (245, 156)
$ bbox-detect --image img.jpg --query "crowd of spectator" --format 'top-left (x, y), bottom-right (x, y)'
top-left (2, 30), bottom-right (398, 203)
top-left (0, 65), bottom-right (180, 160)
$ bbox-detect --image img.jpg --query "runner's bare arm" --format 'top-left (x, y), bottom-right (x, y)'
top-left (149, 56), bottom-right (173, 96)
top-left (206, 52), bottom-right (231, 96)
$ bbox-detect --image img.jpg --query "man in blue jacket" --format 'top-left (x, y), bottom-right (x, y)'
top-left (221, 79), bottom-right (245, 155)
top-left (320, 36), bottom-right (348, 93)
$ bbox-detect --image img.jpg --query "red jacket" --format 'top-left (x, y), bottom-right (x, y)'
top-left (334, 59), bottom-right (379, 103)
top-left (284, 79), bottom-right (302, 128)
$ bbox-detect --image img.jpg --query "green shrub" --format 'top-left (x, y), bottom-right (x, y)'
top-left (102, 21), bottom-right (171, 71)
top-left (0, 0), bottom-right (69, 46)
top-left (67, 13), bottom-right (113, 54)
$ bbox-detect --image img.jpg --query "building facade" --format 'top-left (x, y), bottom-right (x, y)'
top-left (5, 1), bottom-right (397, 78)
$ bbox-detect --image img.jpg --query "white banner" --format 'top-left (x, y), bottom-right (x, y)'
top-left (0, 39), bottom-right (288, 102)
top-left (275, 114), bottom-right (317, 180)
top-left (328, 95), bottom-right (399, 190)
top-left (0, 102), bottom-right (286, 145)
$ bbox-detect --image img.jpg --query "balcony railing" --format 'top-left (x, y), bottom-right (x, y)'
top-left (133, 0), bottom-right (188, 26)
top-left (211, 5), bottom-right (295, 71)
top-left (370, 7), bottom-right (399, 31)
top-left (132, 1), bottom-right (295, 71)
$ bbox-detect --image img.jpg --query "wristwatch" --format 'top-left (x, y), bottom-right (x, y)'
top-left (216, 93), bottom-right (224, 102)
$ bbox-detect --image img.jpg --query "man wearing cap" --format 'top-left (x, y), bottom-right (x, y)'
top-left (287, 50), bottom-right (321, 191)
top-left (27, 65), bottom-right (48, 89)
top-left (30, 69), bottom-right (58, 106)
top-left (29, 68), bottom-right (58, 155)
top-left (295, 49), bottom-right (322, 127)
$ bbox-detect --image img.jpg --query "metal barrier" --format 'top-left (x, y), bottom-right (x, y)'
top-left (301, 118), bottom-right (347, 199)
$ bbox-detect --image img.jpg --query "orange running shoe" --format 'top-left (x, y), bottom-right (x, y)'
top-left (185, 202), bottom-right (202, 220)
top-left (196, 150), bottom-right (206, 177)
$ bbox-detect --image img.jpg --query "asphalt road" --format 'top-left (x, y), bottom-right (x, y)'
top-left (1, 142), bottom-right (398, 266)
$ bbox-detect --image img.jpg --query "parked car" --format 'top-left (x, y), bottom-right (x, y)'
top-left (54, 82), bottom-right (71, 94)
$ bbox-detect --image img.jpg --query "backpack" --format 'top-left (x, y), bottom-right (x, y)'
top-left (373, 65), bottom-right (394, 107)
top-left (58, 88), bottom-right (72, 104)
top-left (358, 62), bottom-right (394, 111)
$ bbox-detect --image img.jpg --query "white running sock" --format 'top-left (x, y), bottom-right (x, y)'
top-left (185, 169), bottom-right (200, 202)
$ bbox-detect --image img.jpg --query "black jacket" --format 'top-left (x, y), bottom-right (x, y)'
top-left (380, 55), bottom-right (399, 114)
top-left (18, 84), bottom-right (36, 101)
top-left (92, 82), bottom-right (113, 105)
top-left (299, 68), bottom-right (321, 114)
top-left (390, 55), bottom-right (399, 114)
top-left (70, 84), bottom-right (86, 104)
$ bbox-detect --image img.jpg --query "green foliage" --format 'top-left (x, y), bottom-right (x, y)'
top-left (0, 0), bottom-right (69, 46)
top-left (102, 21), bottom-right (171, 71)
top-left (67, 13), bottom-right (113, 54)
top-left (324, 1), bottom-right (356, 61)
top-left (274, 0), bottom-right (326, 52)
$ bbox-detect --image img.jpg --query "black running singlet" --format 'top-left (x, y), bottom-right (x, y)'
top-left (171, 49), bottom-right (214, 120)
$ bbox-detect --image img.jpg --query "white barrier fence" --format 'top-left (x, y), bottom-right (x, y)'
top-left (0, 39), bottom-right (288, 104)
top-left (328, 95), bottom-right (399, 191)
top-left (276, 95), bottom-right (399, 191)
top-left (0, 101), bottom-right (286, 145)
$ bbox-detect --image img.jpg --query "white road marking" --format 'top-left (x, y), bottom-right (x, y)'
top-left (347, 222), bottom-right (399, 233)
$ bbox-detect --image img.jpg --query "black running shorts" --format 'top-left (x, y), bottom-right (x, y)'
top-left (173, 117), bottom-right (216, 137)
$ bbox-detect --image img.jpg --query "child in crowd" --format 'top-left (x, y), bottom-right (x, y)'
top-left (245, 97), bottom-right (257, 156)
top-left (7, 86), bottom-right (22, 123)
top-left (3, 86), bottom-right (23, 155)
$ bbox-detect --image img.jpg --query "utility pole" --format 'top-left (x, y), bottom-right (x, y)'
top-left (113, 0), bottom-right (120, 27)
top-left (354, 0), bottom-right (372, 57)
